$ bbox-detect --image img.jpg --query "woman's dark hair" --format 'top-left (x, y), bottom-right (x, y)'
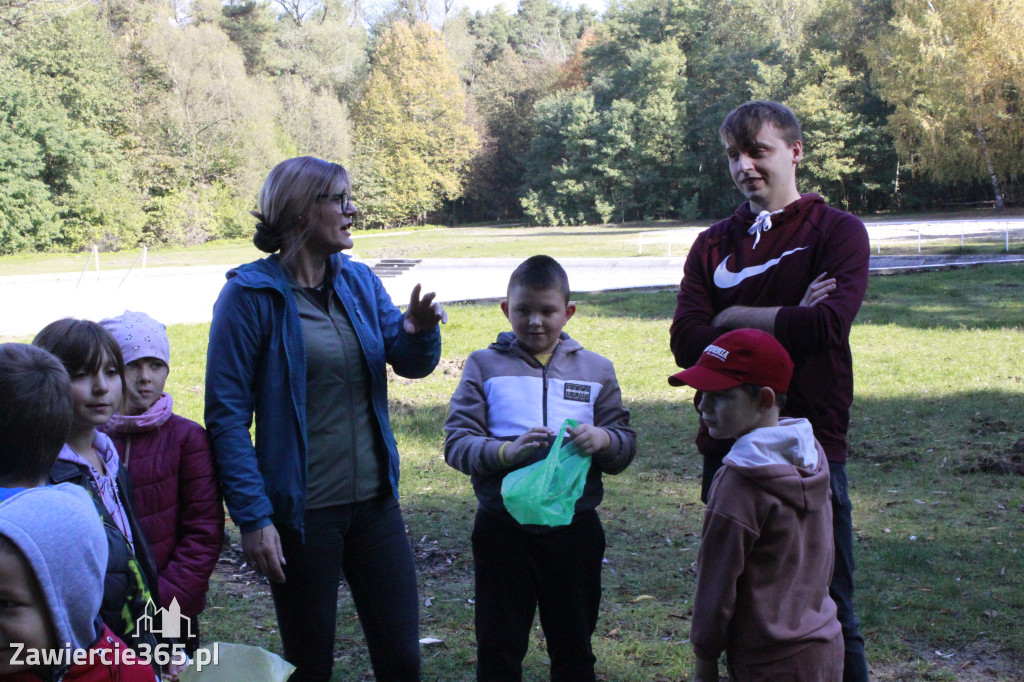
top-left (32, 318), bottom-right (127, 399)
top-left (252, 156), bottom-right (350, 260)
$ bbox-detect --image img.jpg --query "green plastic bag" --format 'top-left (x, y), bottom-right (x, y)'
top-left (501, 419), bottom-right (592, 527)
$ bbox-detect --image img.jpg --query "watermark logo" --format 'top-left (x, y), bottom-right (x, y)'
top-left (8, 641), bottom-right (219, 672)
top-left (137, 597), bottom-right (193, 640)
top-left (8, 597), bottom-right (222, 673)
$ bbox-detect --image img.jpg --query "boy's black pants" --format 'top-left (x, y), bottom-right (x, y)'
top-left (472, 507), bottom-right (605, 682)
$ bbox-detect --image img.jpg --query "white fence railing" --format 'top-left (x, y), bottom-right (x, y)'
top-left (867, 220), bottom-right (1022, 255)
top-left (75, 245), bottom-right (148, 289)
top-left (634, 219), bottom-right (1024, 257)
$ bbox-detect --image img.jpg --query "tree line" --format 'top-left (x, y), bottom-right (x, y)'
top-left (1, 0), bottom-right (1021, 254)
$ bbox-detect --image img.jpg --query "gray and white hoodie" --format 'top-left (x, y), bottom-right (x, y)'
top-left (444, 331), bottom-right (636, 523)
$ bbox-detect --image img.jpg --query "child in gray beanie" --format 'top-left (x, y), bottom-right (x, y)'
top-left (0, 484), bottom-right (157, 680)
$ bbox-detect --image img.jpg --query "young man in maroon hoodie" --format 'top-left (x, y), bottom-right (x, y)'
top-left (670, 100), bottom-right (869, 681)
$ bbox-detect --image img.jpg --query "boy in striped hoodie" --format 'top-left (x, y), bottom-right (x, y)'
top-left (445, 255), bottom-right (636, 681)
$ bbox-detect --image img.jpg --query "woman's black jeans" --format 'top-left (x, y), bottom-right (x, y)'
top-left (271, 496), bottom-right (421, 681)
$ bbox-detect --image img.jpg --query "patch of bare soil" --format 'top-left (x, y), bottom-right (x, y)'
top-left (413, 541), bottom-right (467, 580)
top-left (212, 539), bottom-right (263, 593)
top-left (959, 452), bottom-right (1024, 476)
top-left (952, 418), bottom-right (1024, 475)
top-left (970, 417), bottom-right (1015, 438)
top-left (957, 437), bottom-right (1024, 476)
top-left (872, 641), bottom-right (1022, 681)
top-left (212, 533), bottom-right (471, 592)
top-left (433, 357), bottom-right (466, 377)
top-left (853, 438), bottom-right (923, 465)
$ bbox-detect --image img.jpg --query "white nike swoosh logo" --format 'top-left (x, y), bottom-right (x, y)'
top-left (713, 246), bottom-right (810, 288)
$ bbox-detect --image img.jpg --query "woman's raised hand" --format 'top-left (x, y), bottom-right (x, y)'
top-left (404, 283), bottom-right (448, 334)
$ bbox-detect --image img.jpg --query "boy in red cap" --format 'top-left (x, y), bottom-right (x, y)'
top-left (669, 329), bottom-right (842, 682)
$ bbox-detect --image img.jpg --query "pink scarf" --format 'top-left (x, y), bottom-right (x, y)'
top-left (108, 393), bottom-right (174, 433)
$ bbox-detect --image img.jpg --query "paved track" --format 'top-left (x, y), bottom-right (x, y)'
top-left (2, 221), bottom-right (1022, 337)
top-left (0, 258), bottom-right (691, 336)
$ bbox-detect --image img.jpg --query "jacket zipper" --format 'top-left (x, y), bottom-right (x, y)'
top-left (542, 363), bottom-right (549, 427)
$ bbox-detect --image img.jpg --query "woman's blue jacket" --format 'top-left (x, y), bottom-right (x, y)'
top-left (204, 253), bottom-right (441, 536)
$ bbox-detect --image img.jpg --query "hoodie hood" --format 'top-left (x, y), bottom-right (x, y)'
top-left (226, 252), bottom-right (352, 288)
top-left (0, 484), bottom-right (107, 652)
top-left (734, 192), bottom-right (824, 227)
top-left (225, 252), bottom-right (290, 290)
top-left (489, 330), bottom-right (582, 357)
top-left (723, 418), bottom-right (829, 512)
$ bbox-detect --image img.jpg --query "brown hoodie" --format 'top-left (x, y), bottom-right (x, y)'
top-left (690, 418), bottom-right (841, 665)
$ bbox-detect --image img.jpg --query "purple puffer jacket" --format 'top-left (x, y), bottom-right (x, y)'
top-left (103, 412), bottom-right (224, 618)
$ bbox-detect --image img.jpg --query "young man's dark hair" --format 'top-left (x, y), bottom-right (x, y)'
top-left (507, 254), bottom-right (571, 303)
top-left (719, 99), bottom-right (802, 149)
top-left (0, 344), bottom-right (73, 487)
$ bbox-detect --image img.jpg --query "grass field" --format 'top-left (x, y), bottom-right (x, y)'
top-left (152, 262), bottom-right (1024, 681)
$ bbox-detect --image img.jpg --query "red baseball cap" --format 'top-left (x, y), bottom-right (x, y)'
top-left (668, 329), bottom-right (794, 393)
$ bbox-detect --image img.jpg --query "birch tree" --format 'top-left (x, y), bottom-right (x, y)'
top-left (868, 0), bottom-right (1024, 209)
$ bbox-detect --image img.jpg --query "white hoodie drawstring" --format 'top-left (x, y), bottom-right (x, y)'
top-left (748, 209), bottom-right (783, 249)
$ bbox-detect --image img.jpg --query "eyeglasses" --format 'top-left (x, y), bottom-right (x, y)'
top-left (316, 192), bottom-right (350, 207)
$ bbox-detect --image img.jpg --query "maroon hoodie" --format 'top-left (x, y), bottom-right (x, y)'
top-left (671, 194), bottom-right (869, 463)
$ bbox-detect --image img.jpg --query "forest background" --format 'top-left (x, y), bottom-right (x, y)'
top-left (2, 0), bottom-right (1023, 256)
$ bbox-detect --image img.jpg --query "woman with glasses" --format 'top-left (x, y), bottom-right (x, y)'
top-left (205, 156), bottom-right (446, 681)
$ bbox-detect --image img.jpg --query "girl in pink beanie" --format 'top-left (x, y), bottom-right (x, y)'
top-left (100, 310), bottom-right (224, 657)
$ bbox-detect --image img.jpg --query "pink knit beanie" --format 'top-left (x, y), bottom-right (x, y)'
top-left (99, 310), bottom-right (170, 365)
